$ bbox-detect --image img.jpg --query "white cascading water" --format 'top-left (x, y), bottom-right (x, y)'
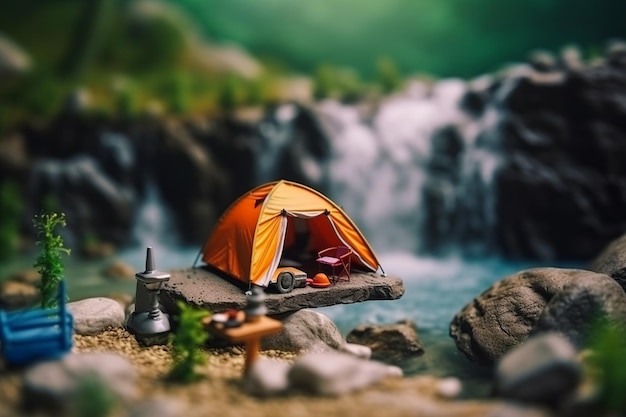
top-left (314, 79), bottom-right (504, 255)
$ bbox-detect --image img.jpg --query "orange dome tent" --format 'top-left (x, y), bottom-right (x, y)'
top-left (200, 180), bottom-right (382, 287)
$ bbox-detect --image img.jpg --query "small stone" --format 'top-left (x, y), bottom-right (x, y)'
top-left (68, 297), bottom-right (126, 335)
top-left (23, 352), bottom-right (137, 412)
top-left (435, 377), bottom-right (462, 399)
top-left (346, 319), bottom-right (424, 362)
top-left (106, 291), bottom-right (134, 309)
top-left (338, 343), bottom-right (372, 359)
top-left (242, 357), bottom-right (291, 397)
top-left (9, 268), bottom-right (41, 285)
top-left (81, 241), bottom-right (116, 258)
top-left (102, 260), bottom-right (135, 280)
top-left (288, 351), bottom-right (403, 396)
top-left (494, 333), bottom-right (582, 405)
top-left (0, 280), bottom-right (39, 309)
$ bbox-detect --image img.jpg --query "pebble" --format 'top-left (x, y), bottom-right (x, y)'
top-left (102, 259), bottom-right (136, 280)
top-left (242, 357), bottom-right (292, 397)
top-left (0, 280), bottom-right (39, 309)
top-left (22, 352), bottom-right (137, 412)
top-left (9, 268), bottom-right (41, 285)
top-left (435, 377), bottom-right (463, 399)
top-left (67, 297), bottom-right (126, 335)
top-left (338, 342), bottom-right (372, 359)
top-left (494, 332), bottom-right (582, 405)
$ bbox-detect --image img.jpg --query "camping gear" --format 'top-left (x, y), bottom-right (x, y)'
top-left (0, 280), bottom-right (73, 365)
top-left (127, 247), bottom-right (171, 346)
top-left (310, 273), bottom-right (331, 288)
top-left (316, 246), bottom-right (352, 283)
top-left (199, 180), bottom-right (383, 290)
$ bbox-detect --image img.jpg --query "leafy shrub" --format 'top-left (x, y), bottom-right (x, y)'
top-left (169, 301), bottom-right (211, 383)
top-left (33, 212), bottom-right (70, 308)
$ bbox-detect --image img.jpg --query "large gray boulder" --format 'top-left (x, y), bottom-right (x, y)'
top-left (589, 232), bottom-right (626, 291)
top-left (530, 273), bottom-right (626, 348)
top-left (261, 309), bottom-right (345, 353)
top-left (449, 268), bottom-right (610, 365)
top-left (346, 319), bottom-right (424, 362)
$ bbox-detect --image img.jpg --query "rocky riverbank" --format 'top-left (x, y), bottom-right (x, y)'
top-left (0, 327), bottom-right (550, 417)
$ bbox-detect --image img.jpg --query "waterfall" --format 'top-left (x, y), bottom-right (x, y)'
top-left (256, 104), bottom-right (299, 182)
top-left (311, 79), bottom-right (505, 255)
top-left (120, 182), bottom-right (198, 269)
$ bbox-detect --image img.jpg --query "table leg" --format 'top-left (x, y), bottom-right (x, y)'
top-left (244, 337), bottom-right (261, 373)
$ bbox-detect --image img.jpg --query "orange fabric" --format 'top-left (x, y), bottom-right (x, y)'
top-left (202, 180), bottom-right (381, 286)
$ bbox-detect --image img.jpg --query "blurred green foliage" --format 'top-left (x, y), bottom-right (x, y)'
top-left (590, 321), bottom-right (626, 414)
top-left (376, 57), bottom-right (403, 94)
top-left (33, 212), bottom-right (70, 309)
top-left (1, 0), bottom-right (624, 126)
top-left (177, 0), bottom-right (626, 78)
top-left (313, 64), bottom-right (365, 102)
top-left (169, 301), bottom-right (211, 383)
top-left (0, 181), bottom-right (23, 260)
top-left (72, 375), bottom-right (118, 417)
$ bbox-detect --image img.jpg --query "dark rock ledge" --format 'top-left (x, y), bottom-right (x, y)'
top-left (160, 266), bottom-right (405, 315)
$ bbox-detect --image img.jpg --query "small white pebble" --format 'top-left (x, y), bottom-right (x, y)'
top-left (436, 377), bottom-right (462, 399)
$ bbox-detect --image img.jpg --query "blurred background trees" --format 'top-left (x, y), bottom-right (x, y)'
top-left (1, 0), bottom-right (625, 127)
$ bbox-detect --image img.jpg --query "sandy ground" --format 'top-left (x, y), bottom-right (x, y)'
top-left (0, 328), bottom-right (549, 417)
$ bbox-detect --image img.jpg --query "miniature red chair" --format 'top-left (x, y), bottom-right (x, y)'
top-left (316, 246), bottom-right (352, 283)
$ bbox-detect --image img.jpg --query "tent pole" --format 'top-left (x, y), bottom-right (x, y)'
top-left (192, 248), bottom-right (202, 268)
top-left (380, 265), bottom-right (387, 277)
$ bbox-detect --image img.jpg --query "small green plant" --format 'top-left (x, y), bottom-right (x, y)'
top-left (33, 212), bottom-right (71, 308)
top-left (71, 375), bottom-right (118, 417)
top-left (169, 301), bottom-right (211, 382)
top-left (589, 321), bottom-right (626, 414)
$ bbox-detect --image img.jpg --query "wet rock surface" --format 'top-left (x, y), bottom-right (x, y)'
top-left (346, 319), bottom-right (425, 362)
top-left (589, 231), bottom-right (626, 291)
top-left (530, 273), bottom-right (626, 348)
top-left (160, 266), bottom-right (404, 315)
top-left (449, 268), bottom-right (609, 365)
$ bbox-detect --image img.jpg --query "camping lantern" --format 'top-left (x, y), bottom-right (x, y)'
top-left (244, 285), bottom-right (267, 322)
top-left (127, 247), bottom-right (171, 345)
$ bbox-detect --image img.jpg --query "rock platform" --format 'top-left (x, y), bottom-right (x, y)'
top-left (160, 267), bottom-right (404, 315)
